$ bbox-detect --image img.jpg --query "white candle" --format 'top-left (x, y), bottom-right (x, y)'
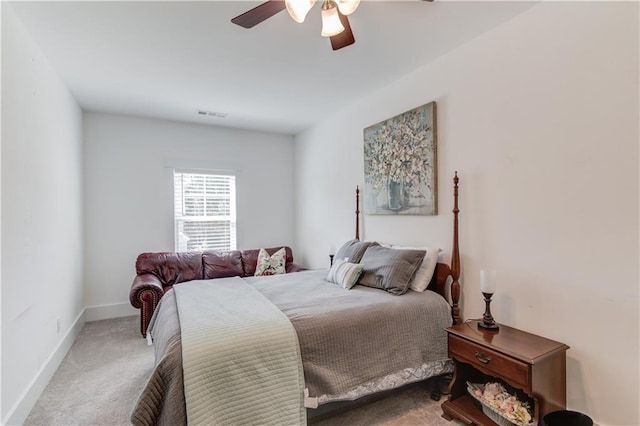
top-left (480, 270), bottom-right (497, 294)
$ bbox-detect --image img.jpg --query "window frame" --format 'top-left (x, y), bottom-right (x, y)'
top-left (173, 169), bottom-right (237, 252)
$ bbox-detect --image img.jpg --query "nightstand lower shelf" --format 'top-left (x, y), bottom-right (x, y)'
top-left (442, 394), bottom-right (498, 426)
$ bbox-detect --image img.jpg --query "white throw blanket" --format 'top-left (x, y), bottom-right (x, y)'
top-left (173, 277), bottom-right (306, 426)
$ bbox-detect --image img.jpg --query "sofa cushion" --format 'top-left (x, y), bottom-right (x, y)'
top-left (203, 250), bottom-right (244, 279)
top-left (242, 246), bottom-right (293, 276)
top-left (135, 252), bottom-right (203, 287)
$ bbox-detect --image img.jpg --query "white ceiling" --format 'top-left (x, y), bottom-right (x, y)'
top-left (9, 1), bottom-right (536, 135)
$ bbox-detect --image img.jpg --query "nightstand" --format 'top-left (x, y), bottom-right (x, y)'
top-left (441, 320), bottom-right (569, 425)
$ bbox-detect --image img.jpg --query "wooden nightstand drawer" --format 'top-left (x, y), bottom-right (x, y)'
top-left (449, 334), bottom-right (529, 388)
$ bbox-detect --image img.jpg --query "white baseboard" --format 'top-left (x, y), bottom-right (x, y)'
top-left (3, 303), bottom-right (139, 425)
top-left (85, 302), bottom-right (137, 322)
top-left (3, 309), bottom-right (86, 426)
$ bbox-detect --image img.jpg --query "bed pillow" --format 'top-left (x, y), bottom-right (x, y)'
top-left (358, 246), bottom-right (426, 295)
top-left (335, 239), bottom-right (379, 264)
top-left (326, 259), bottom-right (364, 289)
top-left (389, 245), bottom-right (442, 292)
top-left (254, 247), bottom-right (287, 276)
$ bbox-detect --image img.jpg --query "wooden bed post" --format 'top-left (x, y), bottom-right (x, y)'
top-left (352, 176), bottom-right (460, 324)
top-left (355, 185), bottom-right (360, 241)
top-left (450, 172), bottom-right (461, 325)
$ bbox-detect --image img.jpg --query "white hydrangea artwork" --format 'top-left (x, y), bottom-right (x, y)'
top-left (364, 101), bottom-right (437, 215)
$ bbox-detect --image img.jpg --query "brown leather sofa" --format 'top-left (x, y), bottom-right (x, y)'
top-left (129, 246), bottom-right (305, 337)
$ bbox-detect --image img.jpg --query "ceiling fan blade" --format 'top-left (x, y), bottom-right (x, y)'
top-left (231, 1), bottom-right (286, 29)
top-left (330, 12), bottom-right (355, 51)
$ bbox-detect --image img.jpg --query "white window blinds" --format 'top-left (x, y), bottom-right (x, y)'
top-left (173, 171), bottom-right (237, 252)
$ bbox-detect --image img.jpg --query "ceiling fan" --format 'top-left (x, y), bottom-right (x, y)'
top-left (232, 0), bottom-right (434, 51)
top-left (230, 0), bottom-right (360, 51)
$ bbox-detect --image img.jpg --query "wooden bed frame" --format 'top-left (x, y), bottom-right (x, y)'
top-left (354, 172), bottom-right (461, 325)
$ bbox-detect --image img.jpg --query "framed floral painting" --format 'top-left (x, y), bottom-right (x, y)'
top-left (363, 101), bottom-right (437, 215)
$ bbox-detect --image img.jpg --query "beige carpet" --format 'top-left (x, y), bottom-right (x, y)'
top-left (25, 315), bottom-right (463, 426)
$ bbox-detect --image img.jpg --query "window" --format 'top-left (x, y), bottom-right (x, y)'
top-left (174, 171), bottom-right (237, 252)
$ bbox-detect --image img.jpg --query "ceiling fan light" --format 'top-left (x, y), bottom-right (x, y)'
top-left (285, 0), bottom-right (316, 23)
top-left (320, 2), bottom-right (344, 37)
top-left (337, 0), bottom-right (360, 16)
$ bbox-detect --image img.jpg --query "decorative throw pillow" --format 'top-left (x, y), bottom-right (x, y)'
top-left (326, 259), bottom-right (364, 290)
top-left (254, 247), bottom-right (287, 276)
top-left (358, 246), bottom-right (426, 295)
top-left (334, 239), bottom-right (379, 264)
top-left (389, 245), bottom-right (442, 292)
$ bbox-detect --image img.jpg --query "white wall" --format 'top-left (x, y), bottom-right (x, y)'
top-left (83, 113), bottom-right (295, 313)
top-left (294, 3), bottom-right (638, 425)
top-left (1, 4), bottom-right (84, 423)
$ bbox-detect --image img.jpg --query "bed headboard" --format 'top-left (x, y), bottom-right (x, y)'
top-left (355, 172), bottom-right (461, 325)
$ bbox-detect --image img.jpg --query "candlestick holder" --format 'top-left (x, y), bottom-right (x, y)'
top-left (478, 292), bottom-right (499, 331)
top-left (329, 254), bottom-right (335, 267)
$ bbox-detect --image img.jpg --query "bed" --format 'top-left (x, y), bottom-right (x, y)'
top-left (131, 173), bottom-right (462, 426)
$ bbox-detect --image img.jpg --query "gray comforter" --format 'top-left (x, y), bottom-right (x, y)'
top-left (131, 270), bottom-right (452, 426)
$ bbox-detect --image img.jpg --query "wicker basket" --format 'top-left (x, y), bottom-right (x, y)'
top-left (467, 382), bottom-right (534, 426)
top-left (481, 404), bottom-right (517, 426)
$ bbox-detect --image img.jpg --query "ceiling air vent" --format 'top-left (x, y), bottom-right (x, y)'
top-left (196, 110), bottom-right (228, 118)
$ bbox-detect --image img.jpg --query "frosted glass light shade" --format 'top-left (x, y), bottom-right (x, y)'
top-left (285, 0), bottom-right (316, 23)
top-left (337, 0), bottom-right (360, 15)
top-left (480, 270), bottom-right (497, 294)
top-left (320, 5), bottom-right (344, 37)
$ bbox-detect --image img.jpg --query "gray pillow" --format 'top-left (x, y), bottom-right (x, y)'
top-left (358, 246), bottom-right (426, 295)
top-left (334, 239), bottom-right (379, 264)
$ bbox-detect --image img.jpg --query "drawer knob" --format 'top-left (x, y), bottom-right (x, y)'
top-left (475, 351), bottom-right (492, 364)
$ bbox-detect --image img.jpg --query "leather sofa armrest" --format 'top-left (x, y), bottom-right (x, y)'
top-left (286, 263), bottom-right (307, 273)
top-left (130, 273), bottom-right (163, 308)
top-left (130, 274), bottom-right (164, 337)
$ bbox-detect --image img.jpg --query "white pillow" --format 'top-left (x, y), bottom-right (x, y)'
top-left (326, 259), bottom-right (364, 290)
top-left (389, 245), bottom-right (441, 292)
